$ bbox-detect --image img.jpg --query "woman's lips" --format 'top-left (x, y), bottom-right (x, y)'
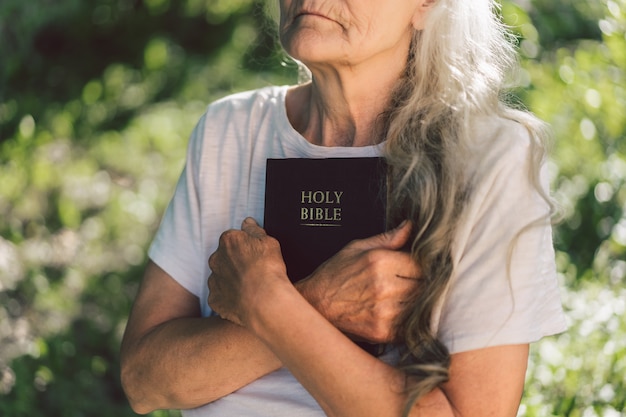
top-left (295, 11), bottom-right (333, 21)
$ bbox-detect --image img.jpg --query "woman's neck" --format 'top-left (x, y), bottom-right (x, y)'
top-left (286, 59), bottom-right (406, 147)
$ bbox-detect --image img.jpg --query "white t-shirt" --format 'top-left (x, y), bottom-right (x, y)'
top-left (148, 85), bottom-right (567, 416)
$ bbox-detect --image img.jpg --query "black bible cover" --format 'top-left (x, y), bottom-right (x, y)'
top-left (263, 157), bottom-right (388, 283)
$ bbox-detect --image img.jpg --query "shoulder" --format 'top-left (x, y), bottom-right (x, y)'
top-left (463, 113), bottom-right (545, 190)
top-left (186, 85), bottom-right (291, 160)
top-left (204, 85), bottom-right (290, 119)
top-left (467, 115), bottom-right (536, 168)
top-left (434, 115), bottom-right (563, 353)
top-left (457, 113), bottom-right (551, 235)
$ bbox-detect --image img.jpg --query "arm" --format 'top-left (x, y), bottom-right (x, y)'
top-left (296, 220), bottom-right (421, 343)
top-left (121, 222), bottom-right (419, 413)
top-left (247, 282), bottom-right (528, 417)
top-left (208, 218), bottom-right (530, 417)
top-left (120, 261), bottom-right (282, 414)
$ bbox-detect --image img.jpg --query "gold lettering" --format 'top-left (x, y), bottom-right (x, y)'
top-left (301, 191), bottom-right (344, 204)
top-left (333, 207), bottom-right (342, 221)
top-left (299, 191), bottom-right (344, 224)
top-left (312, 191), bottom-right (324, 204)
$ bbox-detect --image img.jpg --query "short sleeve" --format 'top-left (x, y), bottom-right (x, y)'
top-left (148, 114), bottom-right (208, 298)
top-left (434, 122), bottom-right (567, 354)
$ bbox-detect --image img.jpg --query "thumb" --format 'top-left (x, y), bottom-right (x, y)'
top-left (357, 220), bottom-right (412, 251)
top-left (241, 217), bottom-right (267, 238)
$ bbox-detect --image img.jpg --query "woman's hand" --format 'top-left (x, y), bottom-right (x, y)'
top-left (298, 221), bottom-right (421, 344)
top-left (208, 217), bottom-right (290, 327)
top-left (208, 218), bottom-right (421, 344)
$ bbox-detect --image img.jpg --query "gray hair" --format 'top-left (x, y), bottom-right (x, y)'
top-left (383, 0), bottom-right (551, 413)
top-left (265, 0), bottom-right (551, 412)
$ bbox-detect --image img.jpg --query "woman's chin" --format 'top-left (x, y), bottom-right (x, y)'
top-left (281, 29), bottom-right (344, 65)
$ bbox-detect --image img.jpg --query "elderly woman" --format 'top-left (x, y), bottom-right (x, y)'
top-left (120, 0), bottom-right (567, 415)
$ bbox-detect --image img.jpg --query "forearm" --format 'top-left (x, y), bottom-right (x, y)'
top-left (208, 219), bottom-right (527, 416)
top-left (120, 315), bottom-right (281, 414)
top-left (247, 281), bottom-right (455, 417)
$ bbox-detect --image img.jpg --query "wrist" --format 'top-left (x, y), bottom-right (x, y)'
top-left (295, 277), bottom-right (327, 317)
top-left (246, 277), bottom-right (304, 340)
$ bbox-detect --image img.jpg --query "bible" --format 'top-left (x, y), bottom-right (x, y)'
top-left (263, 157), bottom-right (388, 283)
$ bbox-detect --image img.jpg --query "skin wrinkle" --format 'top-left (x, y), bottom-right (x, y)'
top-left (120, 0), bottom-right (552, 415)
top-left (280, 0), bottom-right (418, 71)
top-left (311, 247), bottom-right (421, 342)
top-left (281, 11), bottom-right (413, 146)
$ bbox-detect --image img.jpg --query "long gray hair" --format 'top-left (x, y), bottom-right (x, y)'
top-left (265, 0), bottom-right (551, 413)
top-left (382, 0), bottom-right (551, 413)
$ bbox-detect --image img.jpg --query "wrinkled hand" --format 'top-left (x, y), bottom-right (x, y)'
top-left (208, 218), bottom-right (289, 327)
top-left (297, 221), bottom-right (421, 344)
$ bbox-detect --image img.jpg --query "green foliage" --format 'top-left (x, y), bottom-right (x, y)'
top-left (522, 0), bottom-right (626, 286)
top-left (504, 0), bottom-right (626, 415)
top-left (0, 0), bottom-right (624, 416)
top-left (0, 1), bottom-right (294, 416)
top-left (0, 0), bottom-right (290, 141)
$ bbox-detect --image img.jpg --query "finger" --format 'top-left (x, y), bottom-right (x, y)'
top-left (241, 217), bottom-right (267, 238)
top-left (208, 251), bottom-right (218, 270)
top-left (392, 252), bottom-right (422, 280)
top-left (207, 273), bottom-right (216, 294)
top-left (393, 256), bottom-right (422, 280)
top-left (383, 220), bottom-right (413, 249)
top-left (395, 272), bottom-right (422, 285)
top-left (393, 273), bottom-right (422, 292)
top-left (355, 220), bottom-right (413, 251)
top-left (388, 275), bottom-right (421, 303)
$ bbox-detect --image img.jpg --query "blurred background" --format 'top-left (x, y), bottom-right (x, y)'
top-left (0, 0), bottom-right (624, 416)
